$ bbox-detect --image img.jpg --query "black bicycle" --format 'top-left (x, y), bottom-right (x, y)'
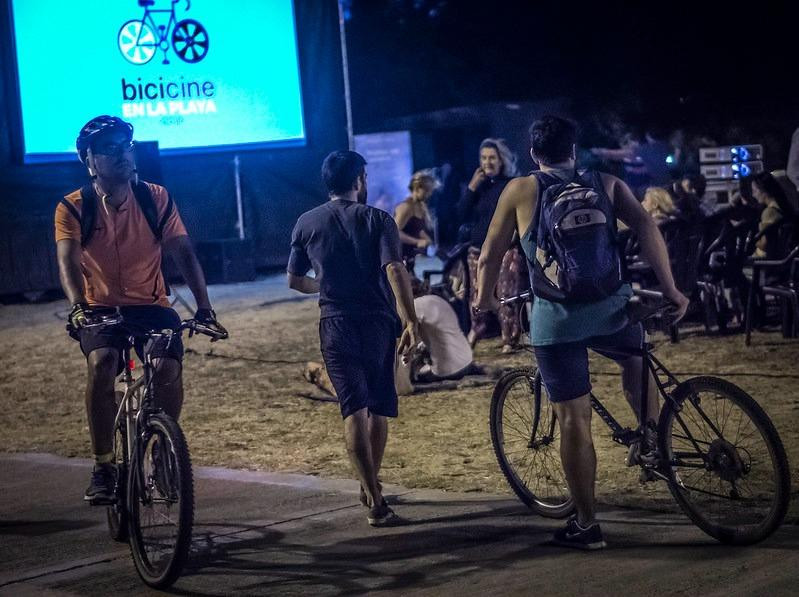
top-left (81, 311), bottom-right (226, 588)
top-left (490, 289), bottom-right (790, 545)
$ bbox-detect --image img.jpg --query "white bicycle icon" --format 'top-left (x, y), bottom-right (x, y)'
top-left (118, 0), bottom-right (209, 65)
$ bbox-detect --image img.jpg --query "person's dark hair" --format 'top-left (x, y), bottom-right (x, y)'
top-left (529, 115), bottom-right (577, 166)
top-left (321, 150), bottom-right (367, 195)
top-left (683, 173), bottom-right (707, 199)
top-left (752, 171), bottom-right (795, 216)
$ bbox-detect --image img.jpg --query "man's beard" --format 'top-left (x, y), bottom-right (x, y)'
top-left (357, 187), bottom-right (368, 204)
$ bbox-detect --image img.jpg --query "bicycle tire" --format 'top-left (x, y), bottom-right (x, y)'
top-left (658, 376), bottom-right (791, 545)
top-left (490, 368), bottom-right (574, 518)
top-left (172, 19), bottom-right (209, 63)
top-left (106, 411), bottom-right (128, 543)
top-left (118, 19), bottom-right (156, 65)
top-left (127, 413), bottom-right (194, 589)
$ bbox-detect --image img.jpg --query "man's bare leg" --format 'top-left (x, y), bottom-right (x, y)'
top-left (344, 407), bottom-right (383, 508)
top-left (552, 395), bottom-right (596, 526)
top-left (619, 355), bottom-right (659, 425)
top-left (86, 348), bottom-right (119, 458)
top-left (368, 413), bottom-right (388, 497)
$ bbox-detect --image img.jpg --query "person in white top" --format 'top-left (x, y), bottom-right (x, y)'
top-left (411, 293), bottom-right (473, 381)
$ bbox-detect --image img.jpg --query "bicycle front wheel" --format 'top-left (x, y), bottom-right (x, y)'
top-left (659, 376), bottom-right (790, 545)
top-left (490, 368), bottom-right (574, 518)
top-left (128, 413), bottom-right (194, 589)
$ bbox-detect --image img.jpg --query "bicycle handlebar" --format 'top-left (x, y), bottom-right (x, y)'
top-left (182, 319), bottom-right (228, 341)
top-left (628, 289), bottom-right (679, 325)
top-left (67, 309), bottom-right (227, 341)
top-left (499, 290), bottom-right (532, 306)
top-left (497, 288), bottom-right (677, 325)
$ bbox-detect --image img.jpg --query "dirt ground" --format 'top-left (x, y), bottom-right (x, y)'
top-left (1, 284), bottom-right (797, 523)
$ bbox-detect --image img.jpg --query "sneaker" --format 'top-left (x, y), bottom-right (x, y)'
top-left (85, 463), bottom-right (116, 504)
top-left (359, 480), bottom-right (383, 508)
top-left (367, 501), bottom-right (396, 527)
top-left (551, 517), bottom-right (606, 550)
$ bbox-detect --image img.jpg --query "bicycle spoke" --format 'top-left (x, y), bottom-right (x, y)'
top-left (663, 378), bottom-right (788, 544)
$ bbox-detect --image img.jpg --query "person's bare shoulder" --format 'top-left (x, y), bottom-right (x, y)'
top-left (598, 171), bottom-right (622, 192)
top-left (394, 200), bottom-right (411, 216)
top-left (502, 175), bottom-right (538, 205)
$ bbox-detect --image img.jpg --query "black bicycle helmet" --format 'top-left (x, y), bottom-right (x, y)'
top-left (76, 115), bottom-right (134, 163)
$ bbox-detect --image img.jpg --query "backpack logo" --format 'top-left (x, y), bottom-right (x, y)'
top-left (532, 173), bottom-right (622, 303)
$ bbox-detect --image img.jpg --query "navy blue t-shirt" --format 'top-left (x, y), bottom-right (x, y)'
top-left (287, 199), bottom-right (402, 328)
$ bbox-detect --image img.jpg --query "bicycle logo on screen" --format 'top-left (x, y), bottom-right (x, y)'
top-left (118, 0), bottom-right (209, 65)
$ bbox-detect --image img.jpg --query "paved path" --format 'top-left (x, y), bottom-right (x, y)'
top-left (1, 453), bottom-right (797, 596)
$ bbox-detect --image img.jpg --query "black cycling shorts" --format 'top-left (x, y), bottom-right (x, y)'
top-left (79, 305), bottom-right (183, 373)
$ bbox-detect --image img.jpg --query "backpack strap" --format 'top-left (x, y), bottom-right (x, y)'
top-left (131, 181), bottom-right (173, 242)
top-left (77, 185), bottom-right (98, 247)
top-left (58, 197), bottom-right (81, 224)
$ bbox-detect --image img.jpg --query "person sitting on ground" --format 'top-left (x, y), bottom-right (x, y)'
top-left (395, 170), bottom-right (438, 274)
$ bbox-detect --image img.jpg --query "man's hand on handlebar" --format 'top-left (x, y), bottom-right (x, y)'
top-left (68, 302), bottom-right (95, 331)
top-left (662, 287), bottom-right (690, 323)
top-left (474, 286), bottom-right (500, 314)
top-left (193, 308), bottom-right (229, 341)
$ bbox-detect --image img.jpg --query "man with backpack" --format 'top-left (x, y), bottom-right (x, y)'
top-left (55, 115), bottom-right (226, 504)
top-left (475, 116), bottom-right (688, 549)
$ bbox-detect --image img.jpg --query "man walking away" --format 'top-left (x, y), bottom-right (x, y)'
top-left (287, 150), bottom-right (419, 526)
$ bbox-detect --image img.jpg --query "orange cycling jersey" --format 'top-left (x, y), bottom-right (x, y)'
top-left (55, 181), bottom-right (187, 307)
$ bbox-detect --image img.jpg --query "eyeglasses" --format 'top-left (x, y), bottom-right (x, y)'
top-left (92, 140), bottom-right (135, 156)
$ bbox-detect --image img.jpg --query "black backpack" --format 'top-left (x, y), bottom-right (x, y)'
top-left (530, 170), bottom-right (623, 303)
top-left (59, 180), bottom-right (174, 247)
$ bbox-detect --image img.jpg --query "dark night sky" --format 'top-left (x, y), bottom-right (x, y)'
top-left (346, 0), bottom-right (798, 141)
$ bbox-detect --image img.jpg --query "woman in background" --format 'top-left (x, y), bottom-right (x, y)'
top-left (395, 170), bottom-right (438, 274)
top-left (459, 138), bottom-right (524, 352)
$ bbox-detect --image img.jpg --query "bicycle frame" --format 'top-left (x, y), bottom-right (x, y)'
top-left (585, 340), bottom-right (681, 448)
top-left (113, 339), bottom-right (163, 502)
top-left (137, 8), bottom-right (178, 48)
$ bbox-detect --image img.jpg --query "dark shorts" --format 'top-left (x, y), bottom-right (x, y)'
top-left (79, 305), bottom-right (184, 373)
top-left (320, 315), bottom-right (398, 419)
top-left (533, 322), bottom-right (644, 403)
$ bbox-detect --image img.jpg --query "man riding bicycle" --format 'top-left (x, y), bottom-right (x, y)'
top-left (476, 115), bottom-right (689, 549)
top-left (55, 115), bottom-right (227, 505)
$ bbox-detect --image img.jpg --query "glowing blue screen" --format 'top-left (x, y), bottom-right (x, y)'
top-left (11, 0), bottom-right (305, 161)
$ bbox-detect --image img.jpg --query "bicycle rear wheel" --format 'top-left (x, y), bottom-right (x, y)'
top-left (658, 376), bottom-right (790, 545)
top-left (106, 406), bottom-right (128, 542)
top-left (128, 413), bottom-right (194, 589)
top-left (490, 368), bottom-right (574, 517)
